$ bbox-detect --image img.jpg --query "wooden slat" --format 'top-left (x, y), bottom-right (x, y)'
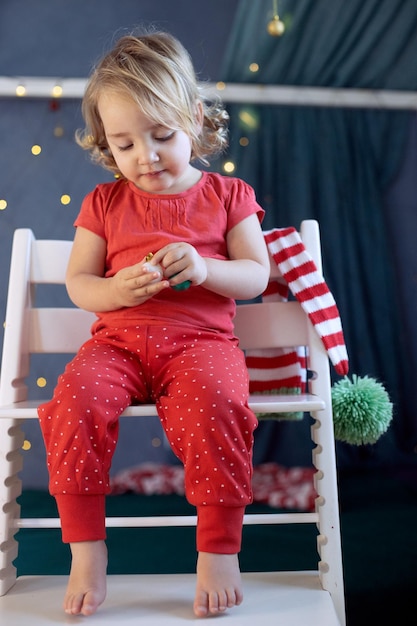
top-left (30, 240), bottom-right (72, 284)
top-left (234, 301), bottom-right (308, 350)
top-left (27, 301), bottom-right (308, 355)
top-left (14, 511), bottom-right (319, 530)
top-left (0, 393), bottom-right (325, 420)
top-left (28, 308), bottom-right (95, 353)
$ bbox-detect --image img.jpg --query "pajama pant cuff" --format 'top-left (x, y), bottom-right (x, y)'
top-left (55, 494), bottom-right (106, 543)
top-left (196, 505), bottom-right (245, 554)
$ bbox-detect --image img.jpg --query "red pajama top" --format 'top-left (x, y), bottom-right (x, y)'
top-left (74, 171), bottom-right (265, 337)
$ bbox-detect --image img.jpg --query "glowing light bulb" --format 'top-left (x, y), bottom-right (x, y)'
top-left (31, 145), bottom-right (42, 156)
top-left (51, 85), bottom-right (63, 97)
top-left (223, 161), bottom-right (236, 174)
top-left (16, 85), bottom-right (26, 97)
top-left (0, 199), bottom-right (7, 210)
top-left (239, 109), bottom-right (259, 130)
top-left (60, 194), bottom-right (71, 205)
top-left (37, 377), bottom-right (47, 388)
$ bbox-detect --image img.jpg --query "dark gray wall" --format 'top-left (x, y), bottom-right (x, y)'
top-left (0, 0), bottom-right (239, 79)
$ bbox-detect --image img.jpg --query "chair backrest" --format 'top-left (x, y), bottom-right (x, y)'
top-left (0, 230), bottom-right (95, 405)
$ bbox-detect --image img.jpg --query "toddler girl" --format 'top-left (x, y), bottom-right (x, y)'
top-left (38, 29), bottom-right (269, 618)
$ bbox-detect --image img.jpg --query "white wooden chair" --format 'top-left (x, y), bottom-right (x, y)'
top-left (0, 220), bottom-right (345, 625)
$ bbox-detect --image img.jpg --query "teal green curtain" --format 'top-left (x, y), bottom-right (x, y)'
top-left (221, 0), bottom-right (417, 462)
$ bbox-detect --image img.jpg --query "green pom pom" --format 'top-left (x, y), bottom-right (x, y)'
top-left (331, 375), bottom-right (393, 445)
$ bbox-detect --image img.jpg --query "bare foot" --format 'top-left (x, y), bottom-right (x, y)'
top-left (194, 552), bottom-right (243, 617)
top-left (64, 540), bottom-right (108, 616)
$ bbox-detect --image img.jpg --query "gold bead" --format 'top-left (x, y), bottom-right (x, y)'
top-left (267, 16), bottom-right (285, 36)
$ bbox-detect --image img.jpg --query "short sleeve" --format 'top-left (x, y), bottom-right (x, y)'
top-left (225, 177), bottom-right (265, 232)
top-left (74, 185), bottom-right (108, 239)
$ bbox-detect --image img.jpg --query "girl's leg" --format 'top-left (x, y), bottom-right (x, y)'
top-left (152, 327), bottom-right (257, 615)
top-left (63, 540), bottom-right (108, 616)
top-left (194, 552), bottom-right (243, 617)
top-left (38, 330), bottom-right (149, 614)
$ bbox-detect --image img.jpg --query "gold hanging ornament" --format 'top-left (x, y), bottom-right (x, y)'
top-left (267, 0), bottom-right (285, 36)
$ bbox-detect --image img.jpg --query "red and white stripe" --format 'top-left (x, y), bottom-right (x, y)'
top-left (246, 228), bottom-right (348, 399)
top-left (246, 271), bottom-right (307, 395)
top-left (264, 227), bottom-right (349, 376)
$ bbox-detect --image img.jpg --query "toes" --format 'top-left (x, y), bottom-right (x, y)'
top-left (231, 587), bottom-right (243, 607)
top-left (193, 590), bottom-right (209, 617)
top-left (64, 591), bottom-right (100, 616)
top-left (64, 592), bottom-right (83, 615)
top-left (194, 587), bottom-right (243, 616)
top-left (210, 590), bottom-right (227, 613)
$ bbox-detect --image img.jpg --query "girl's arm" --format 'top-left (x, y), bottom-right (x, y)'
top-left (66, 227), bottom-right (169, 312)
top-left (203, 214), bottom-right (270, 299)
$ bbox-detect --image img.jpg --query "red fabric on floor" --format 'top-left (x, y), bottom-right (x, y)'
top-left (110, 462), bottom-right (316, 512)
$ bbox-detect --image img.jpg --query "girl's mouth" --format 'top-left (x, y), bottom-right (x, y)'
top-left (144, 169), bottom-right (163, 177)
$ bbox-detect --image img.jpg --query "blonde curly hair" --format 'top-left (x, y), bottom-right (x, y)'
top-left (76, 30), bottom-right (229, 174)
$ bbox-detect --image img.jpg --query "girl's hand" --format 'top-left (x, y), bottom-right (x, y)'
top-left (66, 227), bottom-right (173, 312)
top-left (110, 258), bottom-right (169, 307)
top-left (151, 243), bottom-right (208, 288)
top-left (149, 215), bottom-right (270, 301)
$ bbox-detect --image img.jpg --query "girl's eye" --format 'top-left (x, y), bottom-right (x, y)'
top-left (118, 144), bottom-right (133, 152)
top-left (155, 131), bottom-right (175, 142)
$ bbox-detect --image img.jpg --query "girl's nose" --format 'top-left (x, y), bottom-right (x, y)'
top-left (137, 144), bottom-right (159, 166)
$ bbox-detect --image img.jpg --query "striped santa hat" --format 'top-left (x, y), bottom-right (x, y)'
top-left (246, 227), bottom-right (348, 404)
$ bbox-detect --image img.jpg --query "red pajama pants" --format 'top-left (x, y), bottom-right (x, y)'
top-left (38, 324), bottom-right (258, 553)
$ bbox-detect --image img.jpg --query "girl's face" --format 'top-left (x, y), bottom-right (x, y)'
top-left (98, 91), bottom-right (201, 194)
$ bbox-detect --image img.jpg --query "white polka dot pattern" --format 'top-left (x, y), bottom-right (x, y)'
top-left (38, 325), bottom-right (257, 512)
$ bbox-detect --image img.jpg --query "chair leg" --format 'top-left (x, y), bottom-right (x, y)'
top-left (0, 419), bottom-right (24, 595)
top-left (311, 411), bottom-right (346, 626)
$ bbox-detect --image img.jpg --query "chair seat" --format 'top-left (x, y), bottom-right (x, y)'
top-left (0, 571), bottom-right (340, 625)
top-left (0, 393), bottom-right (325, 420)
